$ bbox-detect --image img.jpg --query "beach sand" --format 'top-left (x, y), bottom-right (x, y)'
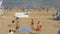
top-left (0, 9), bottom-right (60, 34)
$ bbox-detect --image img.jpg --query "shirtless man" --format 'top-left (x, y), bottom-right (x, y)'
top-left (16, 21), bottom-right (20, 32)
top-left (31, 19), bottom-right (34, 29)
top-left (36, 21), bottom-right (42, 34)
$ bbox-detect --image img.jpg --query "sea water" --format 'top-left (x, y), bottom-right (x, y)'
top-left (2, 0), bottom-right (60, 9)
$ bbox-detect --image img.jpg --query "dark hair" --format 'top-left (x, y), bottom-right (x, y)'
top-left (9, 30), bottom-right (11, 33)
top-left (38, 21), bottom-right (40, 24)
top-left (12, 20), bottom-right (14, 23)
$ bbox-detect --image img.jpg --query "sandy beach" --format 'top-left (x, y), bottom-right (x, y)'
top-left (0, 9), bottom-right (60, 34)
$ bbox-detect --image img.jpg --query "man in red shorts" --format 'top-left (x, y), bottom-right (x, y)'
top-left (36, 21), bottom-right (42, 34)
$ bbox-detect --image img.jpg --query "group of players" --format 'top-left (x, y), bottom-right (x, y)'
top-left (8, 18), bottom-right (42, 34)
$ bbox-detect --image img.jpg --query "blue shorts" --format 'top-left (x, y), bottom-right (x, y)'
top-left (16, 26), bottom-right (19, 29)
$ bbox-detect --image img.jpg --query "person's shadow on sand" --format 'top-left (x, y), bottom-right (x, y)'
top-left (32, 28), bottom-right (37, 31)
top-left (29, 32), bottom-right (36, 34)
top-left (28, 28), bottom-right (37, 34)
